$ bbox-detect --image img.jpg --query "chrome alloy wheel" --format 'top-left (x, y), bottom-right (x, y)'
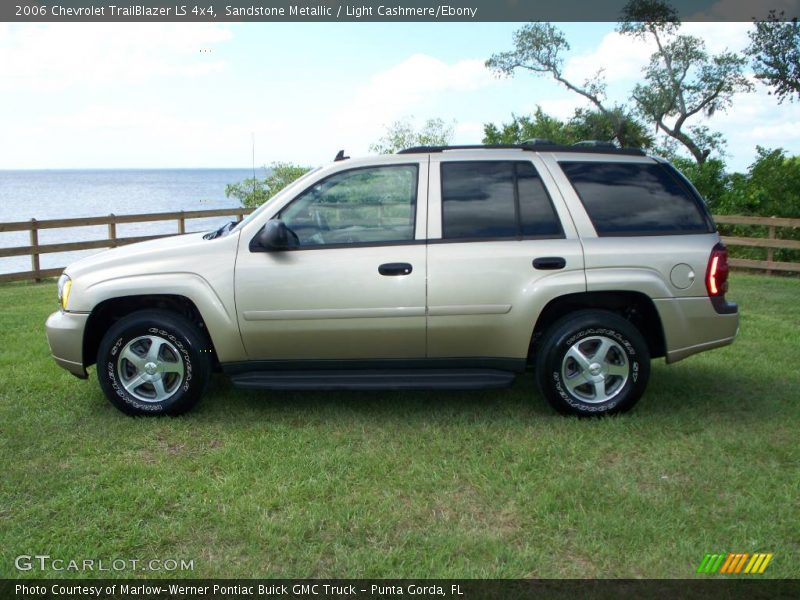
top-left (117, 335), bottom-right (184, 403)
top-left (561, 335), bottom-right (629, 403)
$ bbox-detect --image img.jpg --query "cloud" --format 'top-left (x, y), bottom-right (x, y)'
top-left (712, 86), bottom-right (800, 141)
top-left (564, 32), bottom-right (654, 86)
top-left (655, 79), bottom-right (800, 169)
top-left (1, 103), bottom-right (289, 168)
top-left (748, 120), bottom-right (800, 142)
top-left (536, 98), bottom-right (588, 121)
top-left (562, 23), bottom-right (752, 92)
top-left (453, 121), bottom-right (485, 143)
top-left (328, 53), bottom-right (502, 155)
top-left (0, 23), bottom-right (231, 92)
top-left (681, 22), bottom-right (751, 54)
top-left (334, 53), bottom-right (497, 132)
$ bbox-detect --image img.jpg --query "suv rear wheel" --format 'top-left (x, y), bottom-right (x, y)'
top-left (535, 310), bottom-right (650, 416)
top-left (97, 310), bottom-right (212, 416)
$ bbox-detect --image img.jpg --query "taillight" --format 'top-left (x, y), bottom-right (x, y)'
top-left (706, 243), bottom-right (729, 297)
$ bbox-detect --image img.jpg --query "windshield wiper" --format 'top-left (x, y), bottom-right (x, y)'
top-left (203, 220), bottom-right (236, 240)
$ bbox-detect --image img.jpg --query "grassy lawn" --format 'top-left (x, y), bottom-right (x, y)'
top-left (1, 272), bottom-right (798, 579)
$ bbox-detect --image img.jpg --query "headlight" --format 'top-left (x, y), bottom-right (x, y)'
top-left (57, 274), bottom-right (72, 310)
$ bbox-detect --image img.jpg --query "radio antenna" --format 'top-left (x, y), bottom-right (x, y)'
top-left (251, 131), bottom-right (256, 197)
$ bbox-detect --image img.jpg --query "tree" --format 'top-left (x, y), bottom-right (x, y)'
top-left (571, 107), bottom-right (654, 149)
top-left (487, 1), bottom-right (753, 164)
top-left (669, 156), bottom-right (730, 209)
top-left (225, 162), bottom-right (311, 208)
top-left (486, 23), bottom-right (642, 147)
top-left (619, 0), bottom-right (753, 164)
top-left (720, 147), bottom-right (800, 217)
top-left (747, 12), bottom-right (800, 103)
top-left (483, 107), bottom-right (576, 145)
top-left (483, 106), bottom-right (654, 149)
top-left (369, 117), bottom-right (455, 154)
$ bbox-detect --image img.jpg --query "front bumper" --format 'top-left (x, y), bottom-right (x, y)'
top-left (45, 310), bottom-right (89, 378)
top-left (654, 297), bottom-right (739, 364)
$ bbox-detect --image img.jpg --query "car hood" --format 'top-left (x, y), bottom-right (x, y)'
top-left (64, 232), bottom-right (216, 279)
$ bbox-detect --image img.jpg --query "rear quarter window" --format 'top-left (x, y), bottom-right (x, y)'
top-left (559, 161), bottom-right (714, 236)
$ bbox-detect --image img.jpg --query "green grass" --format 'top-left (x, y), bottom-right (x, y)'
top-left (1, 273), bottom-right (798, 579)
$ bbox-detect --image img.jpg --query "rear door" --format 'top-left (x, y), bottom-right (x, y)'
top-left (425, 152), bottom-right (585, 362)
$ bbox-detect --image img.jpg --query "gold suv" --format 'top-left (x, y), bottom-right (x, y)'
top-left (45, 143), bottom-right (739, 416)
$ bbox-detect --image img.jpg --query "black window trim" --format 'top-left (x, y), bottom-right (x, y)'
top-left (558, 159), bottom-right (716, 238)
top-left (512, 162), bottom-right (522, 237)
top-left (439, 159), bottom-right (566, 243)
top-left (657, 160), bottom-right (718, 234)
top-left (250, 163), bottom-right (421, 252)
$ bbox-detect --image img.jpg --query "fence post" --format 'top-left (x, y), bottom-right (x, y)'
top-left (178, 211), bottom-right (186, 234)
top-left (29, 218), bottom-right (41, 282)
top-left (108, 214), bottom-right (117, 248)
top-left (766, 224), bottom-right (775, 276)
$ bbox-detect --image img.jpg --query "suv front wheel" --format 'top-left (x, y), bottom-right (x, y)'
top-left (97, 310), bottom-right (212, 416)
top-left (535, 310), bottom-right (650, 416)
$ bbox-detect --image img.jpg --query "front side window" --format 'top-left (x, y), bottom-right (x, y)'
top-left (280, 165), bottom-right (418, 247)
top-left (441, 161), bottom-right (562, 240)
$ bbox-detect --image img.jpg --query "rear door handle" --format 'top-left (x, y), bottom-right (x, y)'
top-left (379, 262), bottom-right (413, 276)
top-left (533, 257), bottom-right (566, 270)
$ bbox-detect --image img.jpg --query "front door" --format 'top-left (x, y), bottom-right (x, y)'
top-left (234, 161), bottom-right (428, 361)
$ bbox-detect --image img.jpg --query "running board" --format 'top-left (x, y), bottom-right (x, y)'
top-left (229, 369), bottom-right (517, 391)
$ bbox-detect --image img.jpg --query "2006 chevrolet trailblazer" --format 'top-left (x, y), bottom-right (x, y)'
top-left (45, 143), bottom-right (739, 416)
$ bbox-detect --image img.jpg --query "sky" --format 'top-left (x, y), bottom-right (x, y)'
top-left (0, 21), bottom-right (798, 172)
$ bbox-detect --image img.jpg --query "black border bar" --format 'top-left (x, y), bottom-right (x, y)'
top-left (3, 579), bottom-right (800, 600)
top-left (4, 0), bottom-right (799, 22)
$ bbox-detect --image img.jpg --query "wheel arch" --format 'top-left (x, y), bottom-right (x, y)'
top-left (78, 272), bottom-right (246, 368)
top-left (83, 294), bottom-right (217, 368)
top-left (529, 290), bottom-right (666, 361)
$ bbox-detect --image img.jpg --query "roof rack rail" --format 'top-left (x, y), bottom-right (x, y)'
top-left (397, 143), bottom-right (645, 156)
top-left (573, 140), bottom-right (617, 148)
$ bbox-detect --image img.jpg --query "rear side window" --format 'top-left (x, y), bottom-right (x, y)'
top-left (559, 161), bottom-right (714, 236)
top-left (441, 161), bottom-right (562, 240)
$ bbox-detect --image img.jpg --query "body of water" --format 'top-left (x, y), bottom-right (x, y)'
top-left (0, 168), bottom-right (256, 274)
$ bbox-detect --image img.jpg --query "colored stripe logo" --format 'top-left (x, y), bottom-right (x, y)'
top-left (696, 553), bottom-right (773, 574)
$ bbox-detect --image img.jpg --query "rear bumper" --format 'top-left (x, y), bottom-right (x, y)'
top-left (654, 297), bottom-right (739, 364)
top-left (45, 310), bottom-right (89, 379)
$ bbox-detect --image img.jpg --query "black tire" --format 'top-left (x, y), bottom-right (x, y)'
top-left (97, 309), bottom-right (212, 416)
top-left (535, 309), bottom-right (650, 416)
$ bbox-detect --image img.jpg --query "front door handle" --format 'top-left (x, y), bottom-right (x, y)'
top-left (533, 257), bottom-right (566, 270)
top-left (379, 262), bottom-right (413, 276)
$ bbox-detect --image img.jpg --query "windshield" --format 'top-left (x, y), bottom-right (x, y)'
top-left (230, 166), bottom-right (323, 233)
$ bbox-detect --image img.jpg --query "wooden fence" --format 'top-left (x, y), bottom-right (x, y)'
top-left (715, 215), bottom-right (800, 276)
top-left (0, 207), bottom-right (253, 283)
top-left (0, 210), bottom-right (798, 283)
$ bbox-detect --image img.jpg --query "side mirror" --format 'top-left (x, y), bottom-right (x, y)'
top-left (254, 220), bottom-right (297, 251)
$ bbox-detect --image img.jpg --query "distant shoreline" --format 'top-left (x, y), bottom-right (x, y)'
top-left (0, 168), bottom-right (255, 274)
top-left (0, 167), bottom-right (258, 172)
